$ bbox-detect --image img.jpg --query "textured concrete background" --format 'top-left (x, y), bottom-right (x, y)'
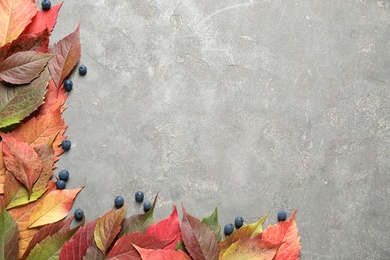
top-left (50, 0), bottom-right (390, 259)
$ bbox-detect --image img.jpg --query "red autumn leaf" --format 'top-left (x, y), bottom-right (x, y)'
top-left (261, 210), bottom-right (301, 260)
top-left (0, 29), bottom-right (50, 63)
top-left (94, 206), bottom-right (126, 255)
top-left (2, 135), bottom-right (43, 198)
top-left (0, 141), bottom-right (5, 194)
top-left (59, 219), bottom-right (97, 260)
top-left (133, 244), bottom-right (191, 260)
top-left (0, 51), bottom-right (53, 84)
top-left (0, 0), bottom-right (37, 46)
top-left (48, 26), bottom-right (81, 87)
top-left (145, 205), bottom-right (181, 250)
top-left (28, 187), bottom-right (83, 228)
top-left (22, 3), bottom-right (62, 35)
top-left (35, 79), bottom-right (68, 116)
top-left (220, 237), bottom-right (278, 260)
top-left (106, 232), bottom-right (173, 260)
top-left (181, 205), bottom-right (219, 260)
top-left (22, 216), bottom-right (74, 259)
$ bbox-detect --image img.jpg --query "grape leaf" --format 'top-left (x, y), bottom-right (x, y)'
top-left (201, 206), bottom-right (221, 241)
top-left (59, 219), bottom-right (97, 260)
top-left (48, 26), bottom-right (80, 88)
top-left (106, 232), bottom-right (173, 259)
top-left (22, 3), bottom-right (62, 35)
top-left (0, 29), bottom-right (50, 63)
top-left (221, 237), bottom-right (278, 260)
top-left (35, 79), bottom-right (68, 116)
top-left (219, 212), bottom-right (268, 258)
top-left (0, 200), bottom-right (19, 260)
top-left (2, 135), bottom-right (43, 198)
top-left (145, 205), bottom-right (181, 250)
top-left (133, 244), bottom-right (191, 260)
top-left (181, 205), bottom-right (219, 260)
top-left (0, 67), bottom-right (49, 128)
top-left (28, 187), bottom-right (83, 228)
top-left (0, 0), bottom-right (37, 46)
top-left (94, 206), bottom-right (126, 255)
top-left (0, 51), bottom-right (53, 84)
top-left (261, 210), bottom-right (301, 260)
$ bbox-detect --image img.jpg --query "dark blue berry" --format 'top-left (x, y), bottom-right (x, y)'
top-left (61, 139), bottom-right (71, 151)
top-left (58, 170), bottom-right (69, 182)
top-left (64, 79), bottom-right (73, 92)
top-left (277, 210), bottom-right (287, 221)
top-left (41, 0), bottom-right (51, 10)
top-left (74, 209), bottom-right (84, 221)
top-left (56, 180), bottom-right (66, 189)
top-left (135, 191), bottom-right (144, 203)
top-left (224, 223), bottom-right (234, 236)
top-left (78, 65), bottom-right (87, 76)
top-left (143, 201), bottom-right (152, 212)
top-left (115, 196), bottom-right (124, 209)
top-left (235, 216), bottom-right (244, 229)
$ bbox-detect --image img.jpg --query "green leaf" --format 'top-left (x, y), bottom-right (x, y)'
top-left (0, 68), bottom-right (49, 128)
top-left (0, 202), bottom-right (19, 260)
top-left (202, 207), bottom-right (221, 241)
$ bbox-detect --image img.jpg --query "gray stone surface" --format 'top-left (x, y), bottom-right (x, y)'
top-left (52, 0), bottom-right (390, 259)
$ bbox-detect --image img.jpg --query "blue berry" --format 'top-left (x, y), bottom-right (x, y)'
top-left (277, 210), bottom-right (287, 221)
top-left (235, 216), bottom-right (244, 229)
top-left (64, 79), bottom-right (73, 92)
top-left (135, 191), bottom-right (144, 203)
top-left (58, 170), bottom-right (69, 182)
top-left (74, 209), bottom-right (84, 221)
top-left (56, 180), bottom-right (66, 189)
top-left (78, 65), bottom-right (87, 76)
top-left (143, 201), bottom-right (152, 212)
top-left (224, 223), bottom-right (234, 236)
top-left (115, 196), bottom-right (124, 209)
top-left (41, 0), bottom-right (51, 10)
top-left (61, 139), bottom-right (71, 151)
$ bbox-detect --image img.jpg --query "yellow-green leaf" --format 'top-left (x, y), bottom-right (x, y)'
top-left (0, 201), bottom-right (19, 260)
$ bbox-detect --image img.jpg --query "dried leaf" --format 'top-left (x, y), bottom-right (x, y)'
top-left (0, 0), bottom-right (37, 46)
top-left (221, 237), bottom-right (277, 260)
top-left (0, 67), bottom-right (49, 128)
top-left (0, 201), bottom-right (19, 260)
top-left (0, 51), bottom-right (53, 84)
top-left (28, 187), bottom-right (83, 228)
top-left (133, 244), bottom-right (191, 260)
top-left (181, 205), bottom-right (219, 260)
top-left (261, 210), bottom-right (301, 260)
top-left (202, 207), bottom-right (222, 241)
top-left (48, 26), bottom-right (80, 87)
top-left (22, 3), bottom-right (62, 35)
top-left (145, 205), bottom-right (181, 250)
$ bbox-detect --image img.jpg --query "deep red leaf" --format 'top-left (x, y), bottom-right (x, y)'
top-left (22, 3), bottom-right (62, 35)
top-left (59, 219), bottom-right (97, 260)
top-left (133, 245), bottom-right (191, 260)
top-left (181, 205), bottom-right (219, 260)
top-left (145, 205), bottom-right (181, 250)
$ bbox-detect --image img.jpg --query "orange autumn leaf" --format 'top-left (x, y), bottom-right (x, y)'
top-left (221, 238), bottom-right (278, 260)
top-left (133, 244), bottom-right (192, 260)
top-left (0, 0), bottom-right (37, 46)
top-left (28, 187), bottom-right (83, 228)
top-left (35, 79), bottom-right (68, 116)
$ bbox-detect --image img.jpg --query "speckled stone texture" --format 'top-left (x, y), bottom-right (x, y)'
top-left (52, 0), bottom-right (390, 259)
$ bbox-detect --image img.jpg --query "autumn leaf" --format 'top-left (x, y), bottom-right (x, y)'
top-left (0, 0), bottom-right (37, 46)
top-left (219, 212), bottom-right (268, 258)
top-left (0, 67), bottom-right (49, 128)
top-left (83, 241), bottom-right (104, 260)
top-left (94, 206), bottom-right (126, 255)
top-left (181, 205), bottom-right (219, 260)
top-left (60, 219), bottom-right (97, 260)
top-left (0, 51), bottom-right (53, 84)
top-left (35, 79), bottom-right (68, 116)
top-left (0, 29), bottom-right (50, 63)
top-left (28, 187), bottom-right (83, 228)
top-left (261, 210), bottom-right (301, 260)
top-left (145, 205), bottom-right (181, 250)
top-left (133, 244), bottom-right (191, 260)
top-left (0, 201), bottom-right (19, 260)
top-left (2, 135), bottom-right (43, 198)
top-left (0, 141), bottom-right (4, 194)
top-left (221, 237), bottom-right (278, 260)
top-left (48, 26), bottom-right (80, 87)
top-left (106, 232), bottom-right (173, 259)
top-left (22, 3), bottom-right (63, 35)
top-left (202, 206), bottom-right (222, 241)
